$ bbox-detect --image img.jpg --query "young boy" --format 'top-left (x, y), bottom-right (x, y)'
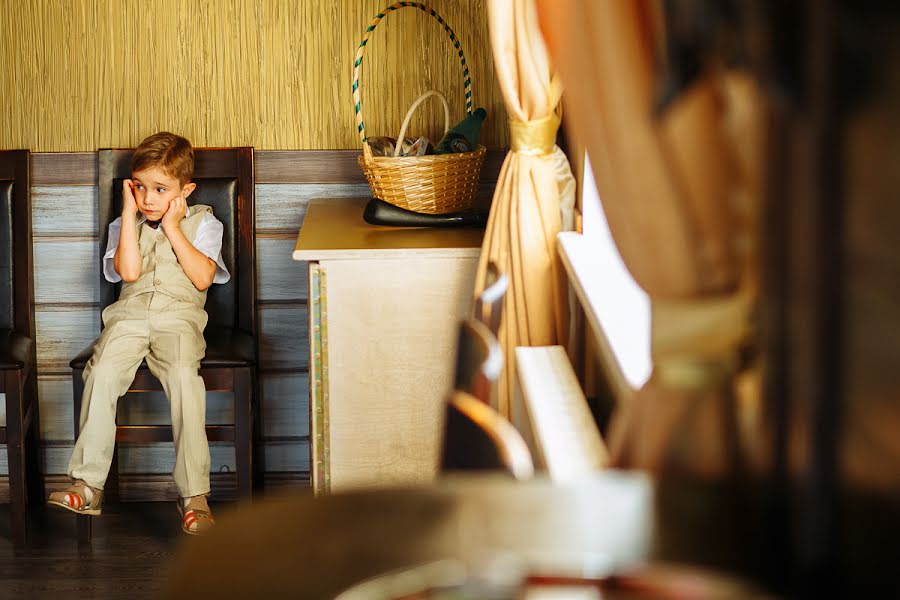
top-left (48, 132), bottom-right (229, 535)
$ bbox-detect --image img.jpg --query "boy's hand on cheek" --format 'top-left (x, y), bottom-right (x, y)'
top-left (122, 179), bottom-right (139, 219)
top-left (161, 196), bottom-right (187, 234)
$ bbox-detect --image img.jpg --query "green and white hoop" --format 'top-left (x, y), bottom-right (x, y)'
top-left (352, 1), bottom-right (474, 143)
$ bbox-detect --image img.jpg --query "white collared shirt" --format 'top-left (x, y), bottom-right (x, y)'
top-left (103, 207), bottom-right (231, 284)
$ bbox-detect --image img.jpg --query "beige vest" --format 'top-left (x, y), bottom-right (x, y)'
top-left (119, 204), bottom-right (213, 307)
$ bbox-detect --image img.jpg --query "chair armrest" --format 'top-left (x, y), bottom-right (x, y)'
top-left (70, 340), bottom-right (99, 370)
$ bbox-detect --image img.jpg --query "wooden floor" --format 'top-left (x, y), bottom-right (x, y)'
top-left (0, 501), bottom-right (213, 599)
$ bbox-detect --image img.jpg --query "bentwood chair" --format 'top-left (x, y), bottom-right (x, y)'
top-left (441, 318), bottom-right (533, 479)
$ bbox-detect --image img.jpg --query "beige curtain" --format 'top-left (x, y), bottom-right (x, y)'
top-left (535, 0), bottom-right (765, 475)
top-left (476, 0), bottom-right (577, 418)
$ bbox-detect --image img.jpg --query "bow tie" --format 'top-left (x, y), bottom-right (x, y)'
top-left (146, 220), bottom-right (162, 229)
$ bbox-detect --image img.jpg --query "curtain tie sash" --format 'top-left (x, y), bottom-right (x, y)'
top-left (509, 112), bottom-right (560, 156)
top-left (650, 290), bottom-right (754, 392)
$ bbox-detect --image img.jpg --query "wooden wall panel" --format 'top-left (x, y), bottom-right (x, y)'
top-left (33, 238), bottom-right (100, 304)
top-left (255, 183), bottom-right (370, 233)
top-left (259, 304), bottom-right (309, 371)
top-left (261, 372), bottom-right (310, 438)
top-left (0, 0), bottom-right (506, 151)
top-left (32, 187), bottom-right (98, 236)
top-left (258, 235), bottom-right (309, 302)
top-left (35, 307), bottom-right (100, 374)
top-left (36, 376), bottom-right (75, 441)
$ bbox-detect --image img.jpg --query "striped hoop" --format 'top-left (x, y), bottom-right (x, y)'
top-left (352, 2), bottom-right (474, 143)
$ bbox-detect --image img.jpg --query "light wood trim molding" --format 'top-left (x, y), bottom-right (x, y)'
top-left (308, 263), bottom-right (330, 494)
top-left (557, 231), bottom-right (636, 405)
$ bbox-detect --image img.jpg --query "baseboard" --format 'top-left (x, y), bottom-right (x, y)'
top-left (0, 471), bottom-right (310, 503)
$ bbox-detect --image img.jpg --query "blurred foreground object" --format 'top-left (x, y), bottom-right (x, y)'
top-left (538, 0), bottom-right (900, 596)
top-left (164, 473), bottom-right (652, 599)
top-left (536, 0), bottom-right (763, 479)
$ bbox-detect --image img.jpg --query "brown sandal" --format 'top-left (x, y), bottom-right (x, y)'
top-left (47, 481), bottom-right (103, 516)
top-left (178, 497), bottom-right (216, 536)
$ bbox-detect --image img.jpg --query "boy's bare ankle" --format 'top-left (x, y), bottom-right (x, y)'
top-left (183, 494), bottom-right (211, 512)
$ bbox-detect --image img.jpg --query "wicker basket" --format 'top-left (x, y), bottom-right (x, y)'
top-left (353, 2), bottom-right (486, 215)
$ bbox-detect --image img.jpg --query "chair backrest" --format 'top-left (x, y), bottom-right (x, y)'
top-left (474, 261), bottom-right (508, 336)
top-left (98, 148), bottom-right (256, 334)
top-left (0, 150), bottom-right (33, 338)
top-left (453, 319), bottom-right (502, 405)
top-left (441, 390), bottom-right (534, 479)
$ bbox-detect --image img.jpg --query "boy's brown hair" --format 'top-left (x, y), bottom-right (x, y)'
top-left (131, 132), bottom-right (194, 185)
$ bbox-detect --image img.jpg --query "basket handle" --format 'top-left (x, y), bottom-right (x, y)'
top-left (391, 90), bottom-right (450, 157)
top-left (352, 2), bottom-right (474, 146)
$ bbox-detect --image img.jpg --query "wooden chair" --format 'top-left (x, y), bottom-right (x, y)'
top-left (69, 148), bottom-right (258, 542)
top-left (441, 318), bottom-right (533, 479)
top-left (474, 261), bottom-right (508, 336)
top-left (0, 150), bottom-right (44, 544)
top-left (453, 319), bottom-right (502, 405)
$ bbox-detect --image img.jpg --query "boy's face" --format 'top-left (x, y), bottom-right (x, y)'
top-left (131, 166), bottom-right (194, 221)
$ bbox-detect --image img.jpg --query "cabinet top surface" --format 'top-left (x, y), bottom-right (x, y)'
top-left (293, 198), bottom-right (485, 261)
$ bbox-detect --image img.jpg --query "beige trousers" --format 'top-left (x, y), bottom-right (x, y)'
top-left (68, 292), bottom-right (210, 498)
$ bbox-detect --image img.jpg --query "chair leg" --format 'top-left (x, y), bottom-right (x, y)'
top-left (251, 371), bottom-right (264, 491)
top-left (233, 367), bottom-right (253, 500)
top-left (6, 370), bottom-right (28, 545)
top-left (25, 372), bottom-right (45, 505)
top-left (72, 368), bottom-right (92, 544)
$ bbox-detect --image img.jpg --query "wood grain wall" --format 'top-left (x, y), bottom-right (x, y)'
top-left (0, 0), bottom-right (508, 152)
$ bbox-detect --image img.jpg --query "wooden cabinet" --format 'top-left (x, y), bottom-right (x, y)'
top-left (293, 199), bottom-right (483, 493)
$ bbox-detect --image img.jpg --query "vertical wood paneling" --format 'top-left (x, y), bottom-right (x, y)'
top-left (259, 304), bottom-right (309, 371)
top-left (33, 238), bottom-right (100, 304)
top-left (36, 376), bottom-right (75, 441)
top-left (0, 0), bottom-right (505, 151)
top-left (255, 183), bottom-right (370, 232)
top-left (258, 235), bottom-right (309, 301)
top-left (34, 307), bottom-right (100, 374)
top-left (261, 372), bottom-right (310, 438)
top-left (31, 186), bottom-right (98, 236)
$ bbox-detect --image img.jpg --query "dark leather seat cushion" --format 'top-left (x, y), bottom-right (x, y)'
top-left (69, 327), bottom-right (256, 370)
top-left (0, 328), bottom-right (33, 372)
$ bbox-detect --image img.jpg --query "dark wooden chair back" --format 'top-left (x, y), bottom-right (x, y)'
top-left (98, 148), bottom-right (256, 334)
top-left (0, 150), bottom-right (43, 546)
top-left (454, 319), bottom-right (502, 405)
top-left (474, 261), bottom-right (508, 336)
top-left (441, 392), bottom-right (534, 479)
top-left (0, 151), bottom-right (34, 340)
top-left (441, 319), bottom-right (533, 479)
